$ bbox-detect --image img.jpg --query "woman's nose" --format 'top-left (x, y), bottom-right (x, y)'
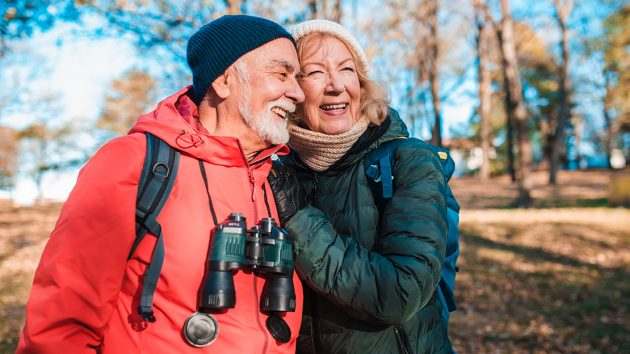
top-left (325, 73), bottom-right (344, 94)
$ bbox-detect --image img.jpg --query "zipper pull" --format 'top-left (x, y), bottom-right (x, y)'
top-left (248, 169), bottom-right (256, 202)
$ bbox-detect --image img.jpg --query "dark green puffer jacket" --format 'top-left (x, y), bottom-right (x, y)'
top-left (284, 111), bottom-right (453, 354)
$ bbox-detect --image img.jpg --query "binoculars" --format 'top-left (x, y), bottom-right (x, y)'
top-left (198, 213), bottom-right (296, 314)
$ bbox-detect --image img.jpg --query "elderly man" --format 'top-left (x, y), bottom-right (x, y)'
top-left (18, 15), bottom-right (304, 353)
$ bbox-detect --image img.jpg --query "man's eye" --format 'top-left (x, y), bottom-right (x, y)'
top-left (276, 72), bottom-right (288, 80)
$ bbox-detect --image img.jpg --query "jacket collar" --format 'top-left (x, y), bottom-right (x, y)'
top-left (129, 86), bottom-right (289, 168)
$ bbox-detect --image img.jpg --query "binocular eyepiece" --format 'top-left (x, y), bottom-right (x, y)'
top-left (198, 213), bottom-right (296, 314)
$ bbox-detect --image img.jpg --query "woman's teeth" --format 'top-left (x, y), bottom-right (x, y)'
top-left (320, 103), bottom-right (348, 111)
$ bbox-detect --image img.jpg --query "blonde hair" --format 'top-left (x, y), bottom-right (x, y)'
top-left (296, 33), bottom-right (389, 125)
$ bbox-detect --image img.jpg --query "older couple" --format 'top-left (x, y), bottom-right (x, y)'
top-left (18, 15), bottom-right (452, 354)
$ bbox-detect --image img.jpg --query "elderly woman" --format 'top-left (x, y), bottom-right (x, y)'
top-left (269, 20), bottom-right (453, 353)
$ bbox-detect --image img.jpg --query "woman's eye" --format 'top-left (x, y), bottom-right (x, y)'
top-left (307, 70), bottom-right (323, 76)
top-left (342, 67), bottom-right (355, 72)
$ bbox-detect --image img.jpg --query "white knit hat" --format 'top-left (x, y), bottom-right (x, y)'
top-left (290, 19), bottom-right (369, 73)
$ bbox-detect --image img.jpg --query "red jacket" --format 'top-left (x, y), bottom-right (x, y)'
top-left (17, 87), bottom-right (303, 353)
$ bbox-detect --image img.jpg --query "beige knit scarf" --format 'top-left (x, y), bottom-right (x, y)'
top-left (288, 117), bottom-right (370, 172)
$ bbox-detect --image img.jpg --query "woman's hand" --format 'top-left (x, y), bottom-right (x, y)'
top-left (268, 161), bottom-right (308, 226)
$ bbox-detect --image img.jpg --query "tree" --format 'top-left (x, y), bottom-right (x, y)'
top-left (426, 0), bottom-right (442, 146)
top-left (0, 0), bottom-right (82, 57)
top-left (603, 3), bottom-right (630, 160)
top-left (549, 0), bottom-right (574, 185)
top-left (513, 21), bottom-right (558, 171)
top-left (474, 4), bottom-right (492, 180)
top-left (225, 0), bottom-right (246, 14)
top-left (97, 69), bottom-right (157, 139)
top-left (474, 0), bottom-right (533, 206)
top-left (296, 0), bottom-right (343, 21)
top-left (0, 126), bottom-right (19, 193)
top-left (379, 0), bottom-right (462, 146)
top-left (498, 0), bottom-right (533, 205)
top-left (18, 94), bottom-right (78, 203)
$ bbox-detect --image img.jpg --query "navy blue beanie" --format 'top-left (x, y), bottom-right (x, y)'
top-left (187, 15), bottom-right (295, 105)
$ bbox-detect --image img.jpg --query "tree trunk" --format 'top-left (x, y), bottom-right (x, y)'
top-left (472, 0), bottom-right (516, 181)
top-left (476, 14), bottom-right (492, 180)
top-left (224, 0), bottom-right (243, 14)
top-left (308, 0), bottom-right (318, 19)
top-left (331, 0), bottom-right (342, 22)
top-left (550, 0), bottom-right (574, 184)
top-left (604, 76), bottom-right (613, 169)
top-left (499, 0), bottom-right (532, 206)
top-left (573, 115), bottom-right (582, 168)
top-left (495, 28), bottom-right (516, 182)
top-left (427, 0), bottom-right (442, 147)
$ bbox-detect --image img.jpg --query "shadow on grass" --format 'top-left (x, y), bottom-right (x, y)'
top-left (453, 227), bottom-right (630, 353)
top-left (464, 232), bottom-right (601, 270)
top-left (534, 198), bottom-right (609, 209)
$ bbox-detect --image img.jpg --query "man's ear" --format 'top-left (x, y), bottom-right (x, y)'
top-left (211, 71), bottom-right (231, 99)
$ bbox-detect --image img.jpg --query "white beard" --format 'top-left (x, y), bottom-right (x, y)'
top-left (239, 88), bottom-right (292, 145)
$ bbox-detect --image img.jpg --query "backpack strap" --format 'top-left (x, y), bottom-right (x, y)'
top-left (130, 132), bottom-right (180, 322)
top-left (364, 138), bottom-right (409, 210)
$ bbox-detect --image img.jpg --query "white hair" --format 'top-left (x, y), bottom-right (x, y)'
top-left (234, 58), bottom-right (291, 145)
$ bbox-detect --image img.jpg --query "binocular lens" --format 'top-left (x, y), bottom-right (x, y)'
top-left (199, 269), bottom-right (236, 311)
top-left (260, 275), bottom-right (296, 313)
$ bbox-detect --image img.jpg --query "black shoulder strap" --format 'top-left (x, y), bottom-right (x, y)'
top-left (131, 132), bottom-right (180, 322)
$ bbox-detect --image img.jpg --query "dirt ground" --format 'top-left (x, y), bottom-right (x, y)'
top-left (450, 169), bottom-right (614, 209)
top-left (0, 169), bottom-right (628, 353)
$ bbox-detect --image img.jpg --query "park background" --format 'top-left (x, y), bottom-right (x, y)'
top-left (0, 0), bottom-right (629, 353)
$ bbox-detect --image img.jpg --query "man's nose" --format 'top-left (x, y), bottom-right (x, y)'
top-left (287, 77), bottom-right (305, 103)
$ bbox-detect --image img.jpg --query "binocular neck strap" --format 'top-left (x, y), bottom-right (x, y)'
top-left (198, 160), bottom-right (219, 226)
top-left (197, 160), bottom-right (274, 225)
top-left (262, 181), bottom-right (272, 218)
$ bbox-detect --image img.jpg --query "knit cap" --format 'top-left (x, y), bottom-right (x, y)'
top-left (290, 19), bottom-right (369, 74)
top-left (187, 15), bottom-right (295, 105)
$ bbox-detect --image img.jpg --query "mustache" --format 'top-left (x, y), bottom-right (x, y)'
top-left (268, 99), bottom-right (296, 114)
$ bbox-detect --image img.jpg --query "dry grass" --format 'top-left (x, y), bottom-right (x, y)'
top-left (451, 216), bottom-right (630, 353)
top-left (0, 203), bottom-right (62, 352)
top-left (0, 170), bottom-right (628, 353)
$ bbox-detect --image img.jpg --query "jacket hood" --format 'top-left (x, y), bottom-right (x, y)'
top-left (129, 86), bottom-right (289, 167)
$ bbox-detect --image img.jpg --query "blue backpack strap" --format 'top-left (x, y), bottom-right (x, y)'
top-left (364, 137), bottom-right (460, 323)
top-left (365, 138), bottom-right (409, 209)
top-left (131, 132), bottom-right (180, 322)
